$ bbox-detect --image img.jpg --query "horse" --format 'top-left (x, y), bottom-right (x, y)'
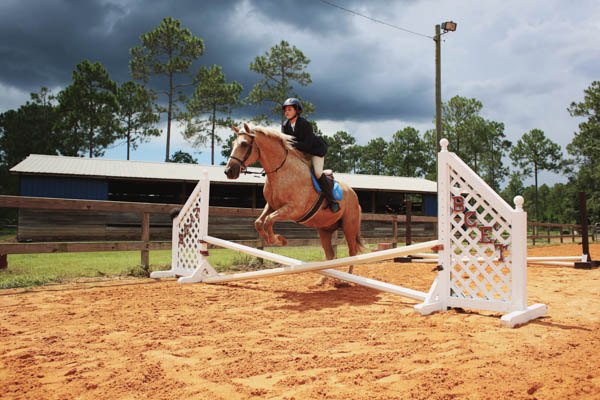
top-left (224, 123), bottom-right (365, 278)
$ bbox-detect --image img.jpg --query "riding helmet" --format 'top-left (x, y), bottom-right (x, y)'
top-left (282, 98), bottom-right (303, 113)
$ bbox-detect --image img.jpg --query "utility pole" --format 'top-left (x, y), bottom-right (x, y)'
top-left (435, 24), bottom-right (442, 154)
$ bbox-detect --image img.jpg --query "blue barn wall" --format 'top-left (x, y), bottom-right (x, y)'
top-left (423, 194), bottom-right (437, 217)
top-left (20, 175), bottom-right (108, 200)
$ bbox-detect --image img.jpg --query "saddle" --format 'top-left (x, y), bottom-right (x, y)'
top-left (296, 169), bottom-right (343, 223)
top-left (310, 169), bottom-right (343, 200)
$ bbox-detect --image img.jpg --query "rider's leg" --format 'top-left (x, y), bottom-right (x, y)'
top-left (312, 156), bottom-right (340, 213)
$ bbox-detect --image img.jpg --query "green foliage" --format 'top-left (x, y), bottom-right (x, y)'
top-left (357, 137), bottom-right (387, 175)
top-left (129, 17), bottom-right (205, 161)
top-left (510, 129), bottom-right (565, 223)
top-left (501, 173), bottom-right (525, 205)
top-left (170, 150), bottom-right (198, 164)
top-left (116, 81), bottom-right (160, 160)
top-left (247, 40), bottom-right (314, 123)
top-left (566, 81), bottom-right (600, 223)
top-left (323, 131), bottom-right (359, 173)
top-left (56, 60), bottom-right (120, 158)
top-left (442, 95), bottom-right (483, 157)
top-left (0, 87), bottom-right (66, 225)
top-left (478, 121), bottom-right (511, 192)
top-left (0, 88), bottom-right (64, 190)
top-left (440, 96), bottom-right (511, 188)
top-left (183, 65), bottom-right (243, 164)
top-left (422, 129), bottom-right (438, 181)
top-left (384, 127), bottom-right (430, 177)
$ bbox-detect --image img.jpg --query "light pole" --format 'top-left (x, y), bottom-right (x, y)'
top-left (434, 21), bottom-right (457, 153)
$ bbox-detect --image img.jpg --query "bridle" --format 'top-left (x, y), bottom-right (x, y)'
top-left (228, 131), bottom-right (289, 176)
top-left (228, 132), bottom-right (256, 169)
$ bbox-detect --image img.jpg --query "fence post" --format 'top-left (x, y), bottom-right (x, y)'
top-left (392, 216), bottom-right (398, 248)
top-left (575, 191), bottom-right (598, 269)
top-left (405, 200), bottom-right (412, 245)
top-left (547, 225), bottom-right (551, 243)
top-left (0, 254), bottom-right (6, 269)
top-left (560, 226), bottom-right (563, 244)
top-left (141, 212), bottom-right (150, 268)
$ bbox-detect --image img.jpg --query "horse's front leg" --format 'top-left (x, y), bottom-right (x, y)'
top-left (254, 203), bottom-right (274, 243)
top-left (263, 204), bottom-right (295, 246)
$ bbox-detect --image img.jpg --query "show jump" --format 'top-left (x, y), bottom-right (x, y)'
top-left (152, 138), bottom-right (546, 328)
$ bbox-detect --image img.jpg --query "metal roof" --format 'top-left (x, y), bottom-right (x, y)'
top-left (11, 154), bottom-right (437, 193)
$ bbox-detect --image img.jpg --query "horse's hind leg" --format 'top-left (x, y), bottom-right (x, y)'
top-left (341, 209), bottom-right (362, 275)
top-left (318, 228), bottom-right (335, 260)
top-left (314, 228), bottom-right (335, 286)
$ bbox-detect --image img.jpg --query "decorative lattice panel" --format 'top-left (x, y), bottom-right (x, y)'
top-left (174, 190), bottom-right (205, 273)
top-left (447, 164), bottom-right (513, 304)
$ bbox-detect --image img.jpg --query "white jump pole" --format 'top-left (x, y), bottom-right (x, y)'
top-left (203, 240), bottom-right (440, 284)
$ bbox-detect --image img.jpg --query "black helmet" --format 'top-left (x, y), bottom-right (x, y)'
top-left (282, 98), bottom-right (303, 113)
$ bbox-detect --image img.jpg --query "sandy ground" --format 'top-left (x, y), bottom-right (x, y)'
top-left (1, 243), bottom-right (599, 400)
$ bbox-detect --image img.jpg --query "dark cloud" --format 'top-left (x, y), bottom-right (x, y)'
top-left (0, 0), bottom-right (431, 123)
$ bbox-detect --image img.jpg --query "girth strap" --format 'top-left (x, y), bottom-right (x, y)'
top-left (296, 193), bottom-right (326, 224)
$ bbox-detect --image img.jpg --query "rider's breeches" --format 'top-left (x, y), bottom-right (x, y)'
top-left (312, 156), bottom-right (324, 179)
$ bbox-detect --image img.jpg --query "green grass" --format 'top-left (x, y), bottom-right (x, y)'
top-left (0, 244), bottom-right (376, 289)
top-left (0, 227), bottom-right (16, 241)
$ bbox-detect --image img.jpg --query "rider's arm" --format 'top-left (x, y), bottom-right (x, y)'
top-left (292, 119), bottom-right (315, 153)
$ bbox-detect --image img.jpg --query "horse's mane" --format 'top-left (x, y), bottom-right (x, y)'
top-left (250, 125), bottom-right (310, 163)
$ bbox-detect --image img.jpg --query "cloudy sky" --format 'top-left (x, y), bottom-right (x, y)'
top-left (1, 0), bottom-right (599, 186)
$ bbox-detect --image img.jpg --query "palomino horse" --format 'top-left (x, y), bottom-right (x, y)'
top-left (224, 123), bottom-right (365, 272)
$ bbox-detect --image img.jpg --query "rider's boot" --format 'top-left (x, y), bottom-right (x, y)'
top-left (317, 174), bottom-right (341, 213)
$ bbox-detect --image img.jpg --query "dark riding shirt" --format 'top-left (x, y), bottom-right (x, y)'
top-left (282, 116), bottom-right (328, 157)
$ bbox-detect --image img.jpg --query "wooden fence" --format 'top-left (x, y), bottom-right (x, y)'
top-left (528, 222), bottom-right (596, 245)
top-left (0, 195), bottom-right (436, 269)
top-left (1, 195), bottom-right (595, 270)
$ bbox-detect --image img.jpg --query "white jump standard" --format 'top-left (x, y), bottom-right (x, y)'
top-left (152, 138), bottom-right (547, 327)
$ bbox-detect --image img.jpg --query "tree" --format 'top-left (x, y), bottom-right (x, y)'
top-left (501, 173), bottom-right (525, 206)
top-left (247, 40), bottom-right (314, 123)
top-left (477, 120), bottom-right (511, 191)
top-left (567, 81), bottom-right (600, 222)
top-left (183, 65), bottom-right (243, 165)
top-left (384, 127), bottom-right (429, 177)
top-left (170, 150), bottom-right (198, 164)
top-left (323, 131), bottom-right (357, 173)
top-left (130, 17), bottom-right (205, 161)
top-left (442, 95), bottom-right (483, 158)
top-left (0, 88), bottom-right (70, 195)
top-left (510, 129), bottom-right (564, 224)
top-left (116, 81), bottom-right (160, 160)
top-left (357, 138), bottom-right (387, 175)
top-left (56, 60), bottom-right (120, 158)
top-left (422, 129), bottom-right (438, 180)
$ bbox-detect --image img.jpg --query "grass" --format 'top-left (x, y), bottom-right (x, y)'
top-left (0, 244), bottom-right (374, 289)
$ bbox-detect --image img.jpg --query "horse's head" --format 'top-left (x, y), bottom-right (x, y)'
top-left (224, 123), bottom-right (260, 179)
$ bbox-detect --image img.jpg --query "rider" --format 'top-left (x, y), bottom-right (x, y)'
top-left (281, 98), bottom-right (340, 213)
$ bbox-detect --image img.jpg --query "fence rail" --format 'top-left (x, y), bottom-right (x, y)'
top-left (0, 195), bottom-right (435, 269)
top-left (1, 195), bottom-right (594, 270)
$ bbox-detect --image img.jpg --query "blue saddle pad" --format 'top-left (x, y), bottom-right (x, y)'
top-left (311, 171), bottom-right (343, 200)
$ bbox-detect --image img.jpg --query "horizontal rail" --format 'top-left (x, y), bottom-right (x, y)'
top-left (203, 240), bottom-right (440, 283)
top-left (0, 195), bottom-right (180, 214)
top-left (0, 241), bottom-right (171, 254)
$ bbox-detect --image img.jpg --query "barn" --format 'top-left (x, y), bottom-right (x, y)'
top-left (10, 154), bottom-right (437, 242)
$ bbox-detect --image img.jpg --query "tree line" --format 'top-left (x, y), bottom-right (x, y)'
top-left (0, 17), bottom-right (599, 225)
